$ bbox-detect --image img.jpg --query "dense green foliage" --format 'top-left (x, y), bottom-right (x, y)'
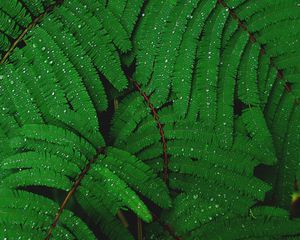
top-left (0, 0), bottom-right (300, 239)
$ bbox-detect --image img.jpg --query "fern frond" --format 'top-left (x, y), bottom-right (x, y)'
top-left (0, 1), bottom-right (32, 51)
top-left (274, 104), bottom-right (300, 207)
top-left (173, 0), bottom-right (216, 119)
top-left (0, 64), bottom-right (43, 125)
top-left (257, 52), bottom-right (272, 106)
top-left (216, 30), bottom-right (249, 148)
top-left (81, 0), bottom-right (132, 52)
top-left (0, 188), bottom-right (97, 239)
top-left (133, 0), bottom-right (176, 86)
top-left (240, 106), bottom-right (276, 164)
top-left (28, 27), bottom-right (98, 119)
top-left (119, 0), bottom-right (145, 35)
top-left (145, 0), bottom-right (200, 106)
top-left (102, 147), bottom-right (171, 208)
top-left (17, 124), bottom-right (97, 158)
top-left (191, 207), bottom-right (300, 239)
top-left (0, 0), bottom-right (299, 238)
top-left (53, 2), bottom-right (128, 90)
top-left (41, 15), bottom-right (108, 112)
top-left (237, 42), bottom-right (261, 105)
top-left (188, 5), bottom-right (228, 122)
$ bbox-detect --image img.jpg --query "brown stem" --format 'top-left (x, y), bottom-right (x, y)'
top-left (4, 2), bottom-right (175, 239)
top-left (45, 147), bottom-right (105, 240)
top-left (137, 217), bottom-right (143, 240)
top-left (217, 0), bottom-right (299, 105)
top-left (117, 210), bottom-right (129, 228)
top-left (0, 3), bottom-right (60, 65)
top-left (129, 78), bottom-right (181, 239)
top-left (129, 78), bottom-right (169, 184)
top-left (114, 98), bottom-right (119, 111)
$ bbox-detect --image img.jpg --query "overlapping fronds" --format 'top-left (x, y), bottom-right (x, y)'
top-left (0, 0), bottom-right (300, 239)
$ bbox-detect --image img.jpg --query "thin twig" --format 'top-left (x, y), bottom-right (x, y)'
top-left (45, 147), bottom-right (105, 240)
top-left (0, 3), bottom-right (59, 65)
top-left (117, 210), bottom-right (129, 228)
top-left (137, 217), bottom-right (143, 240)
top-left (129, 78), bottom-right (181, 239)
top-left (217, 0), bottom-right (299, 105)
top-left (129, 78), bottom-right (169, 184)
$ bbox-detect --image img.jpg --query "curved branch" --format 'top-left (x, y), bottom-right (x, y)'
top-left (217, 0), bottom-right (299, 105)
top-left (130, 78), bottom-right (170, 184)
top-left (0, 2), bottom-right (61, 65)
top-left (45, 147), bottom-right (105, 240)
